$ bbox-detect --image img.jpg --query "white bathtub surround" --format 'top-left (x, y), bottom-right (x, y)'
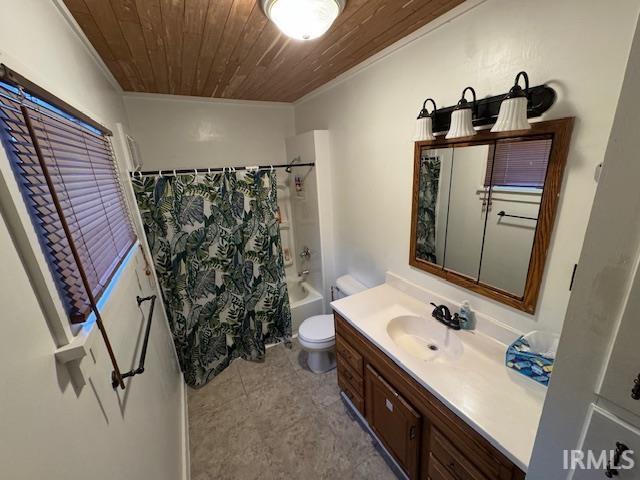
top-left (286, 131), bottom-right (336, 311)
top-left (331, 272), bottom-right (547, 471)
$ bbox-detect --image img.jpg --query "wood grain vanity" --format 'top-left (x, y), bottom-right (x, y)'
top-left (334, 312), bottom-right (526, 480)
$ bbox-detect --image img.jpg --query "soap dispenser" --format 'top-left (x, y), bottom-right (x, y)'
top-left (458, 300), bottom-right (475, 330)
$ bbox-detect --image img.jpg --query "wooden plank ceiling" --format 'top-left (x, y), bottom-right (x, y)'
top-left (63, 0), bottom-right (464, 102)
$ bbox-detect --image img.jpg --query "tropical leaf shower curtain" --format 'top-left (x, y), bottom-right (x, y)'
top-left (132, 170), bottom-right (291, 388)
top-left (416, 155), bottom-right (441, 263)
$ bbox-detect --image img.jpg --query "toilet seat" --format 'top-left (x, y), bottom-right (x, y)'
top-left (299, 314), bottom-right (335, 349)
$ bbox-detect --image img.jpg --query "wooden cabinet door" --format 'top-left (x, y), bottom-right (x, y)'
top-left (576, 405), bottom-right (640, 479)
top-left (365, 364), bottom-right (422, 479)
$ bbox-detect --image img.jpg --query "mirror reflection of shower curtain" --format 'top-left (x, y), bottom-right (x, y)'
top-left (416, 155), bottom-right (441, 263)
top-left (132, 170), bottom-right (292, 388)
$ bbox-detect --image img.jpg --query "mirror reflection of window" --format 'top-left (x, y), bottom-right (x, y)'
top-left (479, 138), bottom-right (553, 296)
top-left (415, 148), bottom-right (452, 266)
top-left (443, 145), bottom-right (490, 280)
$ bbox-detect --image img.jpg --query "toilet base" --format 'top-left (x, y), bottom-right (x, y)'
top-left (306, 349), bottom-right (336, 373)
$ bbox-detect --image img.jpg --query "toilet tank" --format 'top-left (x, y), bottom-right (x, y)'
top-left (334, 275), bottom-right (367, 299)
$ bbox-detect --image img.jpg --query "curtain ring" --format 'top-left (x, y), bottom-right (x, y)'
top-left (159, 170), bottom-right (163, 178)
top-left (173, 169), bottom-right (176, 177)
top-left (207, 167), bottom-right (211, 175)
top-left (270, 165), bottom-right (274, 173)
top-left (194, 168), bottom-right (197, 176)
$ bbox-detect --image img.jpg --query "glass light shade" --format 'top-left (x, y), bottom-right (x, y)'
top-left (265, 0), bottom-right (342, 41)
top-left (491, 96), bottom-right (531, 132)
top-left (414, 117), bottom-right (435, 141)
top-left (446, 108), bottom-right (476, 139)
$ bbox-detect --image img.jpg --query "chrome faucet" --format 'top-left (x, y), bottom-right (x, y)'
top-left (430, 303), bottom-right (461, 330)
top-left (300, 246), bottom-right (311, 260)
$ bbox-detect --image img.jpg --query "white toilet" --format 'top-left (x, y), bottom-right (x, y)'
top-left (298, 275), bottom-right (366, 373)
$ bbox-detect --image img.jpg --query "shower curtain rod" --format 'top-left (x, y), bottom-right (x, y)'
top-left (129, 163), bottom-right (315, 178)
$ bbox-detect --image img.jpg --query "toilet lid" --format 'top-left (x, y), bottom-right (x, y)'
top-left (299, 314), bottom-right (335, 343)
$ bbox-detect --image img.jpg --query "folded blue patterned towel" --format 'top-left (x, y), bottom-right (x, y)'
top-left (506, 336), bottom-right (554, 386)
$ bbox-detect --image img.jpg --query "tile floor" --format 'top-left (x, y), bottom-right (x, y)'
top-left (188, 341), bottom-right (399, 480)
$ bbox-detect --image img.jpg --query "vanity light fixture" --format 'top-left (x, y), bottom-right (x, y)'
top-left (261, 0), bottom-right (346, 41)
top-left (413, 98), bottom-right (437, 141)
top-left (446, 87), bottom-right (477, 139)
top-left (491, 71), bottom-right (532, 132)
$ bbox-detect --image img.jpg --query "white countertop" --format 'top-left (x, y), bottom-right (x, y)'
top-left (331, 281), bottom-right (547, 471)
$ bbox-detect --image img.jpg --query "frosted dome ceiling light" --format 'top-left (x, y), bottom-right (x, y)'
top-left (261, 0), bottom-right (346, 41)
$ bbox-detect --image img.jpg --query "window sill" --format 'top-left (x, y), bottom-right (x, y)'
top-left (54, 320), bottom-right (99, 363)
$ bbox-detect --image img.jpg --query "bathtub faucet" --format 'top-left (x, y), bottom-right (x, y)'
top-left (300, 246), bottom-right (311, 260)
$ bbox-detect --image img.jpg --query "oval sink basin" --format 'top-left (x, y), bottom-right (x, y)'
top-left (386, 315), bottom-right (463, 361)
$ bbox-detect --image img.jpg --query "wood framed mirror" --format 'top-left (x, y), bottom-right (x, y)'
top-left (409, 117), bottom-right (574, 313)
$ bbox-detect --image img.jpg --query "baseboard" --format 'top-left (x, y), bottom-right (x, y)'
top-left (180, 378), bottom-right (190, 480)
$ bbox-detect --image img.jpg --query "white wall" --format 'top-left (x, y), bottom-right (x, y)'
top-left (0, 1), bottom-right (185, 479)
top-left (123, 94), bottom-right (294, 170)
top-left (528, 13), bottom-right (640, 478)
top-left (294, 0), bottom-right (640, 334)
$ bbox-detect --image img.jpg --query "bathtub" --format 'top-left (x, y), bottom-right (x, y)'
top-left (287, 278), bottom-right (324, 333)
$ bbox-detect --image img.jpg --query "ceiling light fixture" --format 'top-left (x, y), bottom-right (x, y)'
top-left (261, 0), bottom-right (346, 41)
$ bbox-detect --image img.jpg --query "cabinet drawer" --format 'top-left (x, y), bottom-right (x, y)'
top-left (337, 354), bottom-right (364, 393)
top-left (338, 374), bottom-right (364, 414)
top-left (336, 335), bottom-right (363, 375)
top-left (430, 429), bottom-right (488, 480)
top-left (428, 454), bottom-right (455, 480)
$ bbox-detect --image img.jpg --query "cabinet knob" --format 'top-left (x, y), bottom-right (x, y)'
top-left (632, 374), bottom-right (640, 400)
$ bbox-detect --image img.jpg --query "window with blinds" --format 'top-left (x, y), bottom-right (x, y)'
top-left (0, 80), bottom-right (136, 324)
top-left (484, 137), bottom-right (553, 188)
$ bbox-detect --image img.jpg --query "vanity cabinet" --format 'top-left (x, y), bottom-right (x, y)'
top-left (334, 312), bottom-right (525, 480)
top-left (366, 365), bottom-right (422, 479)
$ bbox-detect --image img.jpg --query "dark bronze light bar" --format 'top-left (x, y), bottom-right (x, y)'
top-left (423, 84), bottom-right (556, 134)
